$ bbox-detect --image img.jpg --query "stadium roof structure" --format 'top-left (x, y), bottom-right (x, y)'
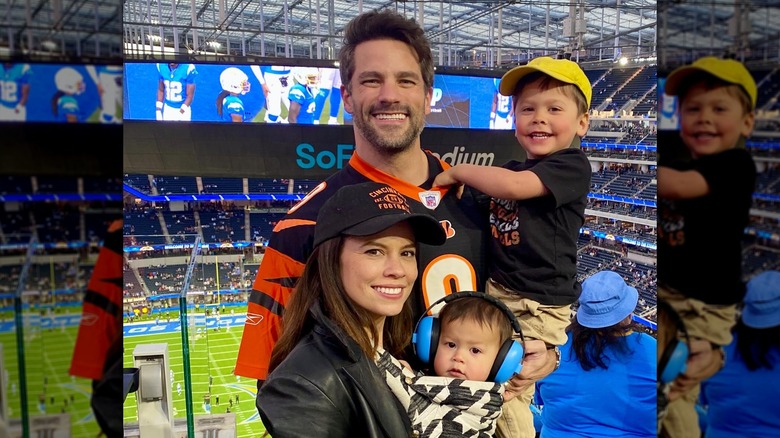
top-left (1, 1), bottom-right (778, 69)
top-left (0, 0), bottom-right (122, 61)
top-left (120, 0), bottom-right (658, 69)
top-left (658, 0), bottom-right (780, 70)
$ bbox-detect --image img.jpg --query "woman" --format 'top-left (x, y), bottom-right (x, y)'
top-left (535, 270), bottom-right (656, 437)
top-left (256, 181), bottom-right (446, 437)
top-left (701, 270), bottom-right (780, 437)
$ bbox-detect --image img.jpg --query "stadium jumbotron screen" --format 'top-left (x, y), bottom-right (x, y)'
top-left (123, 62), bottom-right (509, 129)
top-left (657, 77), bottom-right (679, 131)
top-left (0, 62), bottom-right (122, 124)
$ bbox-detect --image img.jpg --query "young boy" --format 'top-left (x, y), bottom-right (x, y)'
top-left (378, 296), bottom-right (514, 437)
top-left (657, 56), bottom-right (757, 438)
top-left (433, 56), bottom-right (593, 437)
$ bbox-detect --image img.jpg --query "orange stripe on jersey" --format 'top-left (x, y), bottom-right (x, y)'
top-left (428, 150), bottom-right (453, 170)
top-left (108, 219), bottom-right (123, 233)
top-left (252, 246), bottom-right (304, 307)
top-left (70, 220), bottom-right (123, 381)
top-left (235, 246), bottom-right (305, 380)
top-left (272, 218), bottom-right (316, 233)
top-left (349, 152), bottom-right (451, 200)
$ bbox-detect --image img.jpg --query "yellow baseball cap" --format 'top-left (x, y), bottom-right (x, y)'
top-left (664, 56), bottom-right (757, 109)
top-left (499, 56), bottom-right (592, 107)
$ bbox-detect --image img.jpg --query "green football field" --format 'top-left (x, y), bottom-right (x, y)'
top-left (0, 318), bottom-right (100, 438)
top-left (123, 311), bottom-right (267, 437)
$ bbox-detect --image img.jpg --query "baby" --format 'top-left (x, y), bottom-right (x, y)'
top-left (378, 295), bottom-right (520, 437)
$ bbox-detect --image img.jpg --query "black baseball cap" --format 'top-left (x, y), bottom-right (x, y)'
top-left (313, 182), bottom-right (447, 248)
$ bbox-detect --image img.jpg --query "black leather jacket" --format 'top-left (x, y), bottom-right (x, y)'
top-left (257, 302), bottom-right (412, 438)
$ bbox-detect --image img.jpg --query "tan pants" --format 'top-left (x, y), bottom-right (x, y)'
top-left (659, 385), bottom-right (701, 438)
top-left (658, 286), bottom-right (737, 346)
top-left (658, 285), bottom-right (737, 438)
top-left (487, 279), bottom-right (571, 438)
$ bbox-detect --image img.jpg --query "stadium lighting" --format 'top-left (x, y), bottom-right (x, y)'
top-left (41, 39), bottom-right (57, 51)
top-left (618, 56), bottom-right (629, 66)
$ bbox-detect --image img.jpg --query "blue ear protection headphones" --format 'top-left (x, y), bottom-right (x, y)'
top-left (411, 291), bottom-right (524, 384)
top-left (657, 298), bottom-right (690, 384)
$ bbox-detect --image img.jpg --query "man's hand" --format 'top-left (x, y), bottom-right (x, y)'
top-left (518, 340), bottom-right (557, 381)
top-left (668, 339), bottom-right (723, 401)
top-left (502, 377), bottom-right (526, 402)
top-left (502, 340), bottom-right (556, 402)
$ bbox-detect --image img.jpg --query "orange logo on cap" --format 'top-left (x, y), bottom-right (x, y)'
top-left (370, 187), bottom-right (411, 213)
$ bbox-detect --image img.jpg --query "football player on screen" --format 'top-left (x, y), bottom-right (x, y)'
top-left (0, 62), bottom-right (32, 121)
top-left (86, 64), bottom-right (123, 124)
top-left (250, 65), bottom-right (292, 123)
top-left (216, 67), bottom-right (251, 123)
top-left (312, 67), bottom-right (343, 125)
top-left (51, 66), bottom-right (85, 123)
top-left (287, 67), bottom-right (323, 124)
top-left (490, 77), bottom-right (513, 130)
top-left (156, 63), bottom-right (197, 121)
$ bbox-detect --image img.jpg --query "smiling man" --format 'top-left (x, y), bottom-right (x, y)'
top-left (234, 9), bottom-right (509, 397)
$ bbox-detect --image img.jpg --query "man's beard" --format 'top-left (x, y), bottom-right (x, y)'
top-left (352, 104), bottom-right (425, 155)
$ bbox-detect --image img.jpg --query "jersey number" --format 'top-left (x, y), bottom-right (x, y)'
top-left (421, 254), bottom-right (477, 315)
top-left (164, 80), bottom-right (184, 103)
top-left (1, 80), bottom-right (18, 102)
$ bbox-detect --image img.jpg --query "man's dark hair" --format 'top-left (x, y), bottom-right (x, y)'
top-left (338, 9), bottom-right (434, 92)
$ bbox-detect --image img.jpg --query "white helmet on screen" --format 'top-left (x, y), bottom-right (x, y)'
top-left (293, 67), bottom-right (320, 87)
top-left (220, 67), bottom-right (251, 95)
top-left (55, 67), bottom-right (85, 95)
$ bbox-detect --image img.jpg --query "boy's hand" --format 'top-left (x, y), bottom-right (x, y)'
top-left (433, 168), bottom-right (458, 188)
top-left (433, 168), bottom-right (465, 199)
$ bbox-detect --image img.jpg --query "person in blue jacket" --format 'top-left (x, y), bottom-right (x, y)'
top-left (700, 270), bottom-right (780, 438)
top-left (535, 270), bottom-right (656, 437)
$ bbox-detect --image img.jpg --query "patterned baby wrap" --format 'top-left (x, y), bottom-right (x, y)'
top-left (376, 350), bottom-right (505, 437)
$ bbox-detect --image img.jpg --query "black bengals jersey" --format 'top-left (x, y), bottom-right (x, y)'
top-left (235, 151), bottom-right (489, 380)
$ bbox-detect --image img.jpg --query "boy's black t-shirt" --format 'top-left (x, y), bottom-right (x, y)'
top-left (489, 148), bottom-right (592, 306)
top-left (658, 148), bottom-right (756, 305)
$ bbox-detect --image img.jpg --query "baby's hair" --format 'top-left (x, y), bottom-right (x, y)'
top-left (512, 71), bottom-right (589, 115)
top-left (438, 296), bottom-right (513, 343)
top-left (676, 72), bottom-right (753, 114)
